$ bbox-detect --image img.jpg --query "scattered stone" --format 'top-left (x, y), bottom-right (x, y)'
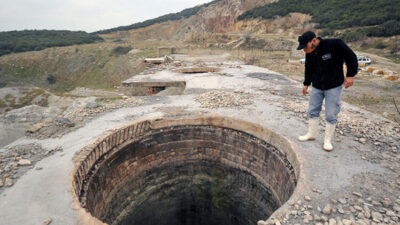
top-left (195, 91), bottom-right (252, 108)
top-left (86, 102), bottom-right (101, 109)
top-left (5, 178), bottom-right (13, 187)
top-left (339, 198), bottom-right (347, 204)
top-left (353, 192), bottom-right (363, 198)
top-left (331, 199), bottom-right (338, 204)
top-left (371, 211), bottom-right (383, 222)
top-left (304, 196), bottom-right (311, 201)
top-left (18, 159), bottom-right (32, 166)
top-left (382, 198), bottom-right (392, 207)
top-left (359, 138), bottom-right (367, 144)
top-left (43, 218), bottom-right (52, 225)
top-left (342, 219), bottom-right (352, 225)
top-left (354, 205), bottom-right (363, 211)
top-left (55, 117), bottom-right (75, 127)
top-left (303, 214), bottom-right (313, 223)
top-left (0, 180), bottom-right (3, 187)
top-left (329, 218), bottom-right (337, 225)
top-left (323, 204), bottom-right (332, 215)
top-left (257, 221), bottom-right (267, 225)
top-left (386, 210), bottom-right (396, 216)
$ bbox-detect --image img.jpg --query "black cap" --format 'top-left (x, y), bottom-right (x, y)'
top-left (297, 31), bottom-right (316, 50)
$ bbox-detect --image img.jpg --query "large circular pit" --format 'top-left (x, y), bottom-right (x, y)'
top-left (73, 117), bottom-right (298, 225)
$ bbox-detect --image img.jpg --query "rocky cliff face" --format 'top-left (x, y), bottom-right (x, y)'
top-left (175, 0), bottom-right (274, 38)
top-left (101, 0), bottom-right (312, 52)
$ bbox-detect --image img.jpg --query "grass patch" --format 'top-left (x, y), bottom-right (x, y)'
top-left (0, 99), bottom-right (6, 108)
top-left (4, 94), bottom-right (16, 107)
top-left (1, 88), bottom-right (49, 112)
top-left (95, 96), bottom-right (123, 103)
top-left (343, 94), bottom-right (393, 106)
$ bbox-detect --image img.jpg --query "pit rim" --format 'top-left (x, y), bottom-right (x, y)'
top-left (71, 114), bottom-right (305, 225)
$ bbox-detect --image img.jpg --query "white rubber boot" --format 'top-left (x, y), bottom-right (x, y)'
top-left (298, 118), bottom-right (319, 141)
top-left (323, 122), bottom-right (336, 151)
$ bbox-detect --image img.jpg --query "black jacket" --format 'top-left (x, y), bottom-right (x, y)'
top-left (304, 37), bottom-right (358, 90)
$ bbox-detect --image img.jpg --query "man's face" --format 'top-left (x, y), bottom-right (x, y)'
top-left (303, 38), bottom-right (316, 53)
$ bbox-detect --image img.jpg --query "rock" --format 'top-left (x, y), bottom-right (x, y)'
top-left (371, 211), bottom-right (383, 222)
top-left (331, 199), bottom-right (338, 204)
top-left (354, 205), bottom-right (363, 211)
top-left (372, 200), bottom-right (381, 206)
top-left (55, 117), bottom-right (75, 127)
top-left (339, 198), bottom-right (347, 204)
top-left (86, 102), bottom-right (101, 109)
top-left (26, 122), bottom-right (47, 134)
top-left (257, 220), bottom-right (267, 225)
top-left (304, 196), bottom-right (311, 201)
top-left (393, 204), bottom-right (400, 213)
top-left (5, 178), bottom-right (13, 187)
top-left (329, 218), bottom-right (337, 225)
top-left (353, 192), bottom-right (363, 198)
top-left (342, 219), bottom-right (352, 225)
top-left (355, 220), bottom-right (367, 225)
top-left (303, 214), bottom-right (313, 223)
top-left (359, 138), bottom-right (366, 144)
top-left (386, 210), bottom-right (396, 216)
top-left (18, 159), bottom-right (32, 166)
top-left (323, 204), bottom-right (332, 215)
top-left (382, 198), bottom-right (392, 207)
top-left (43, 218), bottom-right (52, 225)
top-left (364, 210), bottom-right (371, 219)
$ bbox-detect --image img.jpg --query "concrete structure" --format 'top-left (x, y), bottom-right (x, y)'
top-left (0, 54), bottom-right (398, 225)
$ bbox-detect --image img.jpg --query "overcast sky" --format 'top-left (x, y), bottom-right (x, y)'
top-left (0, 0), bottom-right (213, 32)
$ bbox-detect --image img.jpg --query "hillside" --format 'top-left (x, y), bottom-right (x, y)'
top-left (0, 43), bottom-right (152, 93)
top-left (94, 0), bottom-right (222, 35)
top-left (239, 0), bottom-right (400, 39)
top-left (99, 0), bottom-right (272, 42)
top-left (0, 30), bottom-right (103, 56)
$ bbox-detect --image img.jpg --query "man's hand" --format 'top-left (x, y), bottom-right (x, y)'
top-left (344, 77), bottom-right (354, 88)
top-left (302, 86), bottom-right (309, 95)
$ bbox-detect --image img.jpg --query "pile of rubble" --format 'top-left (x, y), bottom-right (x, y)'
top-left (26, 97), bottom-right (146, 139)
top-left (279, 98), bottom-right (400, 168)
top-left (195, 90), bottom-right (253, 108)
top-left (261, 191), bottom-right (400, 225)
top-left (0, 144), bottom-right (63, 192)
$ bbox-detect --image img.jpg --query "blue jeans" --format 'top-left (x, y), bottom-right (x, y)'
top-left (308, 86), bottom-right (343, 124)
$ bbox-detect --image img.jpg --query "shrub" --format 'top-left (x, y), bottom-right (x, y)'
top-left (375, 41), bottom-right (387, 49)
top-left (111, 46), bottom-right (133, 56)
top-left (46, 74), bottom-right (56, 84)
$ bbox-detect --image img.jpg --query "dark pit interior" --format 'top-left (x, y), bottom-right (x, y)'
top-left (80, 125), bottom-right (297, 225)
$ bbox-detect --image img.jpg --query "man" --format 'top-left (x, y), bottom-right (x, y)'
top-left (297, 31), bottom-right (358, 151)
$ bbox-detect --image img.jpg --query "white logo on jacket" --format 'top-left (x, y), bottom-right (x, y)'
top-left (322, 53), bottom-right (332, 60)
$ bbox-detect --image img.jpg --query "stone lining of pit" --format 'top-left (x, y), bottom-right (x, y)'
top-left (72, 115), bottom-right (301, 224)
